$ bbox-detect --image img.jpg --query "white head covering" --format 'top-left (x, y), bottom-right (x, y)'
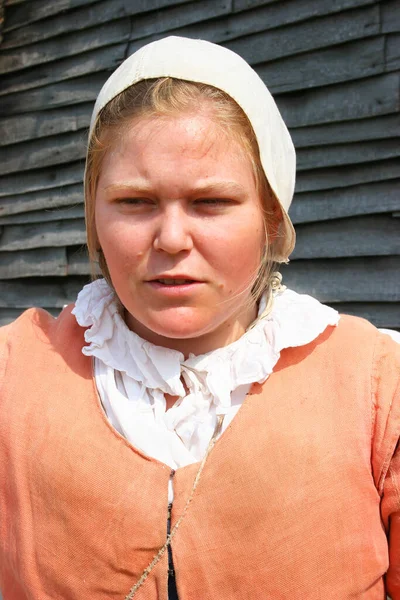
top-left (89, 36), bottom-right (296, 260)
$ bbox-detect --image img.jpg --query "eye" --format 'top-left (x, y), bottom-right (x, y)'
top-left (117, 197), bottom-right (155, 206)
top-left (194, 198), bottom-right (233, 206)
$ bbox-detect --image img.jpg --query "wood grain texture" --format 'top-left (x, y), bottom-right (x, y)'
top-left (295, 159), bottom-right (400, 193)
top-left (290, 180), bottom-right (400, 224)
top-left (0, 103), bottom-right (92, 146)
top-left (0, 205), bottom-right (84, 225)
top-left (0, 219), bottom-right (86, 251)
top-left (0, 43), bottom-right (127, 96)
top-left (283, 257), bottom-right (400, 302)
top-left (3, 0), bottom-right (102, 31)
top-left (0, 247), bottom-right (67, 278)
top-left (292, 215), bottom-right (400, 259)
top-left (1, 0), bottom-right (196, 49)
top-left (225, 4), bottom-right (379, 65)
top-left (382, 0), bottom-right (400, 34)
top-left (0, 72), bottom-right (105, 117)
top-left (296, 139), bottom-right (400, 171)
top-left (257, 36), bottom-right (385, 94)
top-left (276, 73), bottom-right (400, 128)
top-left (0, 131), bottom-right (86, 175)
top-left (0, 183), bottom-right (83, 215)
top-left (129, 0), bottom-right (232, 44)
top-left (290, 113), bottom-right (400, 148)
top-left (0, 276), bottom-right (88, 307)
top-left (0, 163), bottom-right (84, 198)
top-left (128, 0), bottom-right (378, 53)
top-left (386, 33), bottom-right (400, 71)
top-left (1, 20), bottom-right (130, 74)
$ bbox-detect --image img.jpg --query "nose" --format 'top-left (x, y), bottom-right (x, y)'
top-left (153, 203), bottom-right (193, 254)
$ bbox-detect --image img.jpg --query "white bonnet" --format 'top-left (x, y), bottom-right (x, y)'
top-left (89, 36), bottom-right (296, 260)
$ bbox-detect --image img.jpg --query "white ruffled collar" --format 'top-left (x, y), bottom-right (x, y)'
top-left (72, 279), bottom-right (339, 414)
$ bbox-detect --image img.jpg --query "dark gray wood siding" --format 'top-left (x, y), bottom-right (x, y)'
top-left (0, 0), bottom-right (399, 328)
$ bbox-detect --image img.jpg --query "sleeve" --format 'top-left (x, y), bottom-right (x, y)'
top-left (373, 332), bottom-right (400, 598)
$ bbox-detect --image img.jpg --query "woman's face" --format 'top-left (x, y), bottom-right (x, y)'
top-left (95, 111), bottom-right (266, 355)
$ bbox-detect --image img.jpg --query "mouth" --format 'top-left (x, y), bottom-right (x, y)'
top-left (145, 277), bottom-right (204, 294)
top-left (153, 278), bottom-right (198, 286)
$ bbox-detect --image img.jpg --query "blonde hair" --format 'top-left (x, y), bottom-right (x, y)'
top-left (85, 78), bottom-right (283, 305)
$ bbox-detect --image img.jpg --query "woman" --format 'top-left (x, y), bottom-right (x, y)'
top-left (1, 36), bottom-right (399, 600)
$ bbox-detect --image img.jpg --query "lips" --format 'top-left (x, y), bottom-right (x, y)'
top-left (155, 278), bottom-right (196, 285)
top-left (147, 274), bottom-right (201, 285)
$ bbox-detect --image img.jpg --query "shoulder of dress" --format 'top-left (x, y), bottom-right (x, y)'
top-left (0, 303), bottom-right (85, 349)
top-left (328, 313), bottom-right (379, 347)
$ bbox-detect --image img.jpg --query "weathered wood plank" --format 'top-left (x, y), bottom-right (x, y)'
top-left (0, 103), bottom-right (92, 146)
top-left (233, 0), bottom-right (375, 12)
top-left (257, 36), bottom-right (384, 95)
top-left (290, 113), bottom-right (400, 148)
top-left (276, 73), bottom-right (400, 128)
top-left (0, 163), bottom-right (84, 198)
top-left (386, 33), bottom-right (400, 72)
top-left (328, 303), bottom-right (400, 328)
top-left (0, 131), bottom-right (86, 175)
top-left (0, 72), bottom-right (105, 117)
top-left (129, 0), bottom-right (232, 42)
top-left (296, 139), bottom-right (400, 171)
top-left (292, 215), bottom-right (400, 260)
top-left (382, 0), bottom-right (400, 34)
top-left (283, 257), bottom-right (400, 302)
top-left (0, 44), bottom-right (126, 97)
top-left (232, 0), bottom-right (288, 11)
top-left (290, 180), bottom-right (400, 224)
top-left (3, 19), bottom-right (381, 99)
top-left (295, 159), bottom-right (400, 193)
top-left (128, 0), bottom-right (377, 53)
top-left (0, 20), bottom-right (130, 74)
top-left (1, 0), bottom-right (195, 49)
top-left (0, 276), bottom-right (88, 308)
top-left (0, 204), bottom-right (84, 225)
top-left (0, 247), bottom-right (67, 279)
top-left (0, 219), bottom-right (86, 251)
top-left (0, 184), bottom-right (83, 216)
top-left (225, 4), bottom-right (379, 65)
top-left (3, 0), bottom-right (101, 32)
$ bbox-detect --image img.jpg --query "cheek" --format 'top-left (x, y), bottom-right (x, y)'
top-left (95, 214), bottom-right (143, 273)
top-left (206, 218), bottom-right (265, 281)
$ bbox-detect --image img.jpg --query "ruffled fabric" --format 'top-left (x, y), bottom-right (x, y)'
top-left (72, 279), bottom-right (339, 469)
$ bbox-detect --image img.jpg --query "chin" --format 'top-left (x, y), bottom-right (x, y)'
top-left (128, 306), bottom-right (220, 343)
top-left (147, 317), bottom-right (214, 341)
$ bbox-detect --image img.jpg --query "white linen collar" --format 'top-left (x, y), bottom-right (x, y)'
top-left (72, 279), bottom-right (339, 413)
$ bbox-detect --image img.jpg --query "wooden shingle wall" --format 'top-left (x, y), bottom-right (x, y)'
top-left (0, 0), bottom-right (399, 327)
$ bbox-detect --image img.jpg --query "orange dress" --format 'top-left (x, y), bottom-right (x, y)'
top-left (1, 306), bottom-right (400, 599)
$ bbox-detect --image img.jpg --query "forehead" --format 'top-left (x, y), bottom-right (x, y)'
top-left (101, 112), bottom-right (249, 169)
top-left (97, 112), bottom-right (258, 194)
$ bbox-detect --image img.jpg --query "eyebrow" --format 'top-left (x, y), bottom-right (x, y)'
top-left (104, 180), bottom-right (247, 196)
